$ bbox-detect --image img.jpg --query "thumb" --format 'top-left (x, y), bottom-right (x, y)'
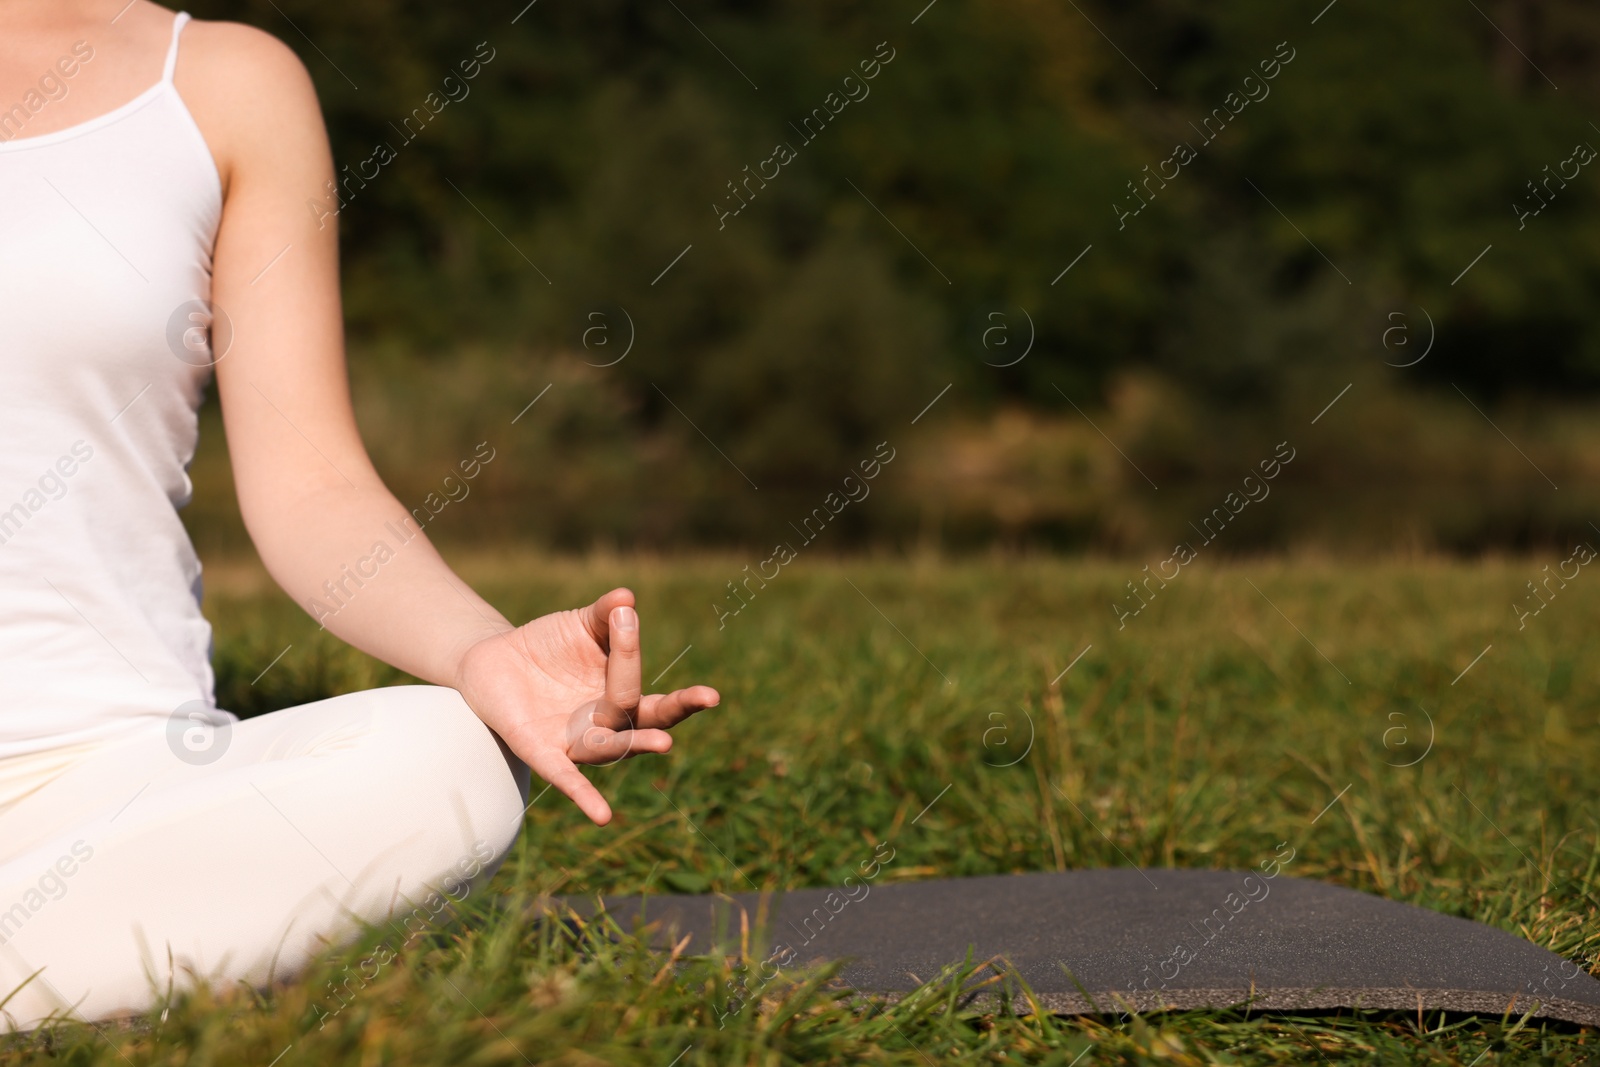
top-left (581, 587), bottom-right (636, 649)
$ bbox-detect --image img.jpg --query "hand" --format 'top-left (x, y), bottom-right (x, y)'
top-left (451, 587), bottom-right (719, 825)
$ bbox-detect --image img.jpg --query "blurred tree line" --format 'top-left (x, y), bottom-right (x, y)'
top-left (183, 0), bottom-right (1600, 553)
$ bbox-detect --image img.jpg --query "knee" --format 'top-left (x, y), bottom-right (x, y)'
top-left (361, 685), bottom-right (529, 866)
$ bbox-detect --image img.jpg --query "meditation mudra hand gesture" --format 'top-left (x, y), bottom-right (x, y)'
top-left (454, 588), bottom-right (720, 825)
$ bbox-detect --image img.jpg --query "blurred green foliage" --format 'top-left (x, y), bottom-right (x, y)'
top-left (182, 0), bottom-right (1600, 551)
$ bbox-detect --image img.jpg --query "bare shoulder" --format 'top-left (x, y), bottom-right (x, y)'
top-left (181, 18), bottom-right (310, 78)
top-left (172, 17), bottom-right (329, 193)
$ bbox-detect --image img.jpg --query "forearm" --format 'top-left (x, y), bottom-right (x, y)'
top-left (241, 477), bottom-right (512, 688)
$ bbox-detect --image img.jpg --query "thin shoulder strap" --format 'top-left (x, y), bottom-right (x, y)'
top-left (161, 12), bottom-right (192, 84)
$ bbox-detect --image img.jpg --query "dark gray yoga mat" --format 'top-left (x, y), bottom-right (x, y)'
top-left (556, 869), bottom-right (1600, 1026)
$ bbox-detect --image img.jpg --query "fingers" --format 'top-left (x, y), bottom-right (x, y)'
top-left (572, 727), bottom-right (673, 766)
top-left (580, 587), bottom-right (636, 649)
top-left (528, 748), bottom-right (613, 826)
top-left (603, 604), bottom-right (642, 715)
top-left (636, 685), bottom-right (721, 730)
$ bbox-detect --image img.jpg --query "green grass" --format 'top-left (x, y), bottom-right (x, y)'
top-left (5, 552), bottom-right (1598, 1065)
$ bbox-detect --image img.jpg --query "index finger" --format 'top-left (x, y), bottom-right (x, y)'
top-left (527, 747), bottom-right (613, 826)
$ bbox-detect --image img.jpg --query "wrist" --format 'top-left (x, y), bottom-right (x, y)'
top-left (446, 620), bottom-right (519, 692)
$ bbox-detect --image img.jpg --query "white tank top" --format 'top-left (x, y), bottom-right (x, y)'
top-left (0, 12), bottom-right (232, 759)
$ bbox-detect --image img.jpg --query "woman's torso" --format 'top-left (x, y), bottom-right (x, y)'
top-left (0, 10), bottom-right (228, 759)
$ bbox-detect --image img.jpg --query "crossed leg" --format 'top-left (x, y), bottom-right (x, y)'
top-left (0, 685), bottom-right (529, 1031)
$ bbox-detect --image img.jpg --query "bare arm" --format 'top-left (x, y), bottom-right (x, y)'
top-left (184, 21), bottom-right (506, 682)
top-left (178, 18), bottom-right (717, 824)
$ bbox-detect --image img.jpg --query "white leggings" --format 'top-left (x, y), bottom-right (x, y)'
top-left (0, 686), bottom-right (530, 1031)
